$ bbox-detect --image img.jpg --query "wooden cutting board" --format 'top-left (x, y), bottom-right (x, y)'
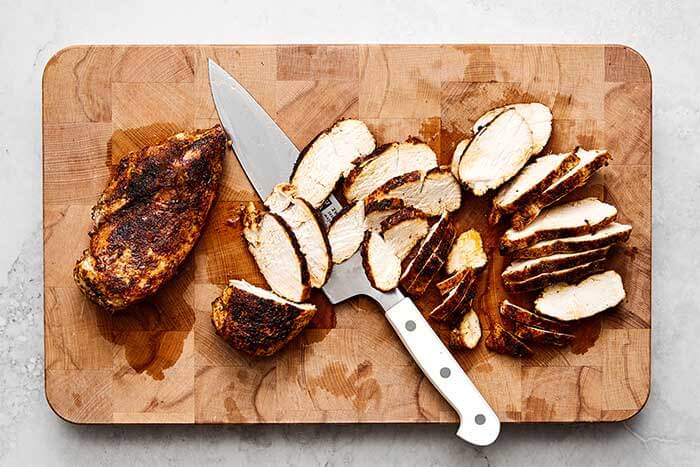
top-left (43, 45), bottom-right (651, 424)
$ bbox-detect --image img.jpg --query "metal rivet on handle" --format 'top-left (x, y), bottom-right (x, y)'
top-left (440, 367), bottom-right (451, 378)
top-left (405, 320), bottom-right (416, 331)
top-left (475, 414), bottom-right (486, 425)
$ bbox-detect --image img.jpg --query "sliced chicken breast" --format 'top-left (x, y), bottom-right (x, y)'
top-left (343, 139), bottom-right (438, 203)
top-left (265, 183), bottom-right (332, 288)
top-left (381, 207), bottom-right (429, 260)
top-left (449, 309), bottom-right (482, 350)
top-left (456, 108), bottom-right (536, 195)
top-left (498, 300), bottom-right (571, 333)
top-left (513, 323), bottom-right (575, 347)
top-left (429, 268), bottom-right (476, 323)
top-left (512, 222), bottom-right (632, 259)
top-left (327, 201), bottom-right (366, 264)
top-left (446, 229), bottom-right (487, 275)
top-left (400, 213), bottom-right (455, 296)
top-left (512, 148), bottom-right (612, 230)
top-left (500, 197), bottom-right (618, 253)
top-left (290, 119), bottom-right (375, 208)
top-left (535, 270), bottom-right (626, 321)
top-left (473, 103), bottom-right (552, 154)
top-left (366, 167), bottom-right (462, 216)
top-left (436, 268), bottom-right (471, 296)
top-left (502, 246), bottom-right (610, 282)
top-left (361, 231), bottom-right (401, 292)
top-left (504, 258), bottom-right (607, 293)
top-left (490, 151), bottom-right (579, 224)
top-left (212, 279), bottom-right (316, 356)
top-left (485, 324), bottom-right (533, 357)
top-left (242, 203), bottom-right (310, 302)
top-left (364, 198), bottom-right (404, 231)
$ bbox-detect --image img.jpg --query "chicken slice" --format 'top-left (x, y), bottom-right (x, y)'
top-left (242, 203), bottom-right (310, 302)
top-left (291, 119), bottom-right (375, 208)
top-left (212, 279), bottom-right (316, 356)
top-left (534, 270), bottom-right (625, 321)
top-left (500, 197), bottom-right (618, 253)
top-left (361, 231), bottom-right (402, 292)
top-left (456, 108), bottom-right (536, 195)
top-left (265, 183), bottom-right (331, 288)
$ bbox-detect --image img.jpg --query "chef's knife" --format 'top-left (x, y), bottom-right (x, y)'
top-left (209, 59), bottom-right (500, 445)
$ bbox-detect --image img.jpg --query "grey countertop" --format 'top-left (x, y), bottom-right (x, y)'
top-left (2, 0), bottom-right (699, 465)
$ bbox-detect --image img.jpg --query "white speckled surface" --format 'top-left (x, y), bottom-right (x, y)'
top-left (2, 0), bottom-right (699, 465)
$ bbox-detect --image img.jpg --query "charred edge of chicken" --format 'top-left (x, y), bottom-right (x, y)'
top-left (367, 171), bottom-right (423, 202)
top-left (501, 247), bottom-right (610, 283)
top-left (498, 300), bottom-right (572, 333)
top-left (499, 212), bottom-right (617, 255)
top-left (503, 258), bottom-right (607, 294)
top-left (485, 324), bottom-right (533, 357)
top-left (365, 197), bottom-right (405, 215)
top-left (342, 141), bottom-right (397, 190)
top-left (211, 281), bottom-right (316, 356)
top-left (380, 207), bottom-right (428, 231)
top-left (400, 214), bottom-right (451, 285)
top-left (511, 150), bottom-right (612, 231)
top-left (513, 323), bottom-right (575, 347)
top-left (436, 268), bottom-right (471, 296)
top-left (429, 269), bottom-right (476, 323)
top-left (403, 221), bottom-right (456, 297)
top-left (489, 151), bottom-right (580, 224)
top-left (511, 223), bottom-right (632, 259)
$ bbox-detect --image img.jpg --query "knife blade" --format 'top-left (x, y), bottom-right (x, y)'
top-left (208, 59), bottom-right (500, 445)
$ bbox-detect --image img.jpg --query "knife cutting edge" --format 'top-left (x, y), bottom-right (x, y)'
top-left (208, 59), bottom-right (500, 445)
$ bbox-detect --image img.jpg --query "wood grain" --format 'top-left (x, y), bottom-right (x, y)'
top-left (42, 45), bottom-right (651, 424)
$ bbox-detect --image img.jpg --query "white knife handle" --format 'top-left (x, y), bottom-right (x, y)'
top-left (385, 297), bottom-right (500, 446)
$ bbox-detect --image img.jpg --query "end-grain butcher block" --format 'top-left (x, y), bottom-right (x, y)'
top-left (512, 222), bottom-right (632, 260)
top-left (453, 107), bottom-right (542, 195)
top-left (212, 280), bottom-right (316, 356)
top-left (242, 203), bottom-right (310, 302)
top-left (512, 148), bottom-right (612, 230)
top-left (534, 270), bottom-right (626, 321)
top-left (73, 125), bottom-right (226, 311)
top-left (366, 168), bottom-right (462, 216)
top-left (500, 197), bottom-right (618, 253)
top-left (490, 151), bottom-right (580, 224)
top-left (290, 119), bottom-right (375, 208)
top-left (265, 183), bottom-right (332, 288)
top-left (343, 139), bottom-right (438, 203)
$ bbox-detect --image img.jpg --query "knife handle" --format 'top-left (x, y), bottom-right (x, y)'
top-left (385, 297), bottom-right (500, 446)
